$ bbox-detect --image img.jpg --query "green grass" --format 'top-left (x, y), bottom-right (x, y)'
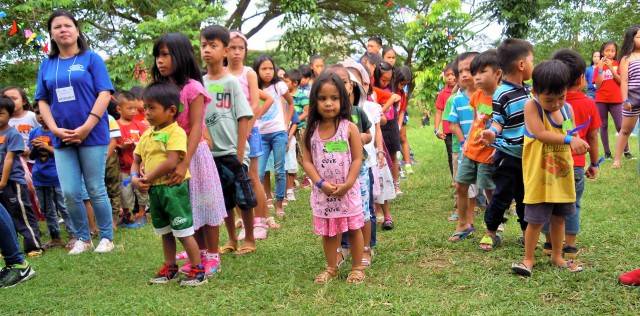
top-left (3, 123), bottom-right (640, 315)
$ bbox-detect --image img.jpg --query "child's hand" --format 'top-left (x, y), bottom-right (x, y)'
top-left (586, 165), bottom-right (598, 179)
top-left (133, 176), bottom-right (150, 193)
top-left (332, 183), bottom-right (351, 197)
top-left (479, 129), bottom-right (496, 146)
top-left (570, 137), bottom-right (589, 155)
top-left (320, 181), bottom-right (337, 196)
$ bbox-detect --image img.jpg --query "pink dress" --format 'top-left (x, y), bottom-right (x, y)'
top-left (178, 79), bottom-right (227, 228)
top-left (311, 119), bottom-right (364, 236)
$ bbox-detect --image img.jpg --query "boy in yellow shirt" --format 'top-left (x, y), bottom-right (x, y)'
top-left (131, 82), bottom-right (206, 287)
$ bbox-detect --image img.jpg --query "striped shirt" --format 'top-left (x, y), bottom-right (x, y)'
top-left (446, 90), bottom-right (474, 140)
top-left (628, 59), bottom-right (640, 105)
top-left (491, 80), bottom-right (530, 158)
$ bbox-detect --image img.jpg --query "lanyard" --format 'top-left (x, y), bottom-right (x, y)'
top-left (55, 55), bottom-right (78, 89)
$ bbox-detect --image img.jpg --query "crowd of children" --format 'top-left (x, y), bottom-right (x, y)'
top-left (1, 8), bottom-right (640, 289)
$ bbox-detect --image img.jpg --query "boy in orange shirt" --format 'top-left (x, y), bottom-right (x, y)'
top-left (448, 50), bottom-right (501, 242)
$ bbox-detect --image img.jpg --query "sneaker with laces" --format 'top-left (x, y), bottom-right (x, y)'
top-left (148, 264), bottom-right (179, 284)
top-left (180, 264), bottom-right (208, 287)
top-left (0, 262), bottom-right (36, 288)
top-left (203, 257), bottom-right (221, 276)
top-left (94, 238), bottom-right (114, 253)
top-left (68, 240), bottom-right (94, 255)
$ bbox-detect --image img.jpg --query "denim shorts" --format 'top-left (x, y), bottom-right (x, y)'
top-left (248, 127), bottom-right (263, 158)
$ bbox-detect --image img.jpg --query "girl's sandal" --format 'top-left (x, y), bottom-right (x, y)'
top-left (556, 260), bottom-right (583, 273)
top-left (314, 267), bottom-right (338, 284)
top-left (346, 267), bottom-right (366, 284)
top-left (362, 247), bottom-right (373, 267)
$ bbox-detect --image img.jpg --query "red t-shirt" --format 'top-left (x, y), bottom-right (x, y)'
top-left (435, 86), bottom-right (453, 134)
top-left (117, 119), bottom-right (148, 173)
top-left (594, 61), bottom-right (623, 103)
top-left (567, 90), bottom-right (601, 167)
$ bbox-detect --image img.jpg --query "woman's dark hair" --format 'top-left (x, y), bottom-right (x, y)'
top-left (252, 55), bottom-right (280, 88)
top-left (373, 61), bottom-right (394, 89)
top-left (599, 41), bottom-right (618, 62)
top-left (393, 66), bottom-right (412, 92)
top-left (47, 10), bottom-right (89, 58)
top-left (532, 60), bottom-right (571, 95)
top-left (143, 82), bottom-right (183, 118)
top-left (298, 64), bottom-right (314, 79)
top-left (382, 46), bottom-right (396, 58)
top-left (619, 25), bottom-right (640, 60)
top-left (151, 32), bottom-right (203, 86)
top-left (0, 97), bottom-right (16, 117)
top-left (304, 72), bottom-right (352, 155)
top-left (1, 86), bottom-right (31, 111)
top-left (360, 52), bottom-right (382, 67)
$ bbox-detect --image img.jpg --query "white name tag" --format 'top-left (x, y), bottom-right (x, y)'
top-left (56, 86), bottom-right (76, 103)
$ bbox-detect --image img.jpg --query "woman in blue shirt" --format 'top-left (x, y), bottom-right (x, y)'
top-left (35, 10), bottom-right (115, 255)
top-left (585, 51), bottom-right (600, 99)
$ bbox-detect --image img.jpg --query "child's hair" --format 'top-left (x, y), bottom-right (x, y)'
top-left (0, 86), bottom-right (31, 111)
top-left (252, 54), bottom-right (280, 88)
top-left (551, 49), bottom-right (586, 87)
top-left (373, 61), bottom-right (394, 89)
top-left (309, 54), bottom-right (323, 65)
top-left (285, 69), bottom-right (302, 85)
top-left (619, 25), bottom-right (640, 60)
top-left (497, 38), bottom-right (534, 75)
top-left (532, 60), bottom-right (571, 95)
top-left (116, 90), bottom-right (137, 103)
top-left (46, 10), bottom-right (88, 58)
top-left (129, 86), bottom-right (144, 100)
top-left (443, 61), bottom-right (455, 73)
top-left (298, 64), bottom-right (314, 79)
top-left (393, 66), bottom-right (412, 92)
top-left (453, 52), bottom-right (479, 77)
top-left (599, 41), bottom-right (618, 61)
top-left (368, 36), bottom-right (383, 47)
top-left (143, 82), bottom-right (183, 118)
top-left (470, 49), bottom-right (499, 76)
top-left (304, 72), bottom-right (352, 153)
top-left (360, 52), bottom-right (382, 68)
top-left (0, 97), bottom-right (16, 117)
top-left (200, 25), bottom-right (230, 46)
top-left (229, 31), bottom-right (248, 50)
top-left (107, 98), bottom-right (120, 120)
top-left (151, 32), bottom-right (203, 86)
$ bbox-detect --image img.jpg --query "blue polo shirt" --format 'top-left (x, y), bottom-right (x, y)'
top-left (491, 80), bottom-right (531, 158)
top-left (447, 90), bottom-right (474, 140)
top-left (0, 127), bottom-right (26, 184)
top-left (35, 50), bottom-right (114, 148)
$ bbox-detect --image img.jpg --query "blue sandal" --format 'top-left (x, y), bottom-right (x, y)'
top-left (448, 226), bottom-right (475, 242)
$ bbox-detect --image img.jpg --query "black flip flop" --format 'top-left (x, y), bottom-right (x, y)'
top-left (511, 262), bottom-right (532, 277)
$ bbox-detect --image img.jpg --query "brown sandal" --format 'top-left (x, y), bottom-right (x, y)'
top-left (346, 267), bottom-right (366, 284)
top-left (314, 267), bottom-right (338, 284)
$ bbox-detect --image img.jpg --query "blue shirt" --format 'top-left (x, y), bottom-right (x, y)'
top-left (0, 127), bottom-right (26, 184)
top-left (35, 51), bottom-right (114, 148)
top-left (28, 127), bottom-right (59, 187)
top-left (491, 80), bottom-right (531, 158)
top-left (447, 90), bottom-right (474, 140)
top-left (585, 65), bottom-right (596, 98)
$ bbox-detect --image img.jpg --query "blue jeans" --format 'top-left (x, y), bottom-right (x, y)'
top-left (54, 145), bottom-right (113, 242)
top-left (258, 131), bottom-right (287, 201)
top-left (36, 185), bottom-right (75, 239)
top-left (543, 167), bottom-right (584, 235)
top-left (0, 203), bottom-right (24, 266)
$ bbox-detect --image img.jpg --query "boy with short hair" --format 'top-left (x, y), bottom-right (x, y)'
top-left (541, 49), bottom-right (601, 259)
top-left (297, 64), bottom-right (314, 97)
top-left (132, 82), bottom-right (206, 287)
top-left (449, 50), bottom-right (501, 242)
top-left (201, 25), bottom-right (257, 256)
top-left (29, 105), bottom-right (75, 249)
top-left (0, 97), bottom-right (42, 257)
top-left (105, 109), bottom-right (122, 228)
top-left (434, 62), bottom-right (457, 180)
top-left (479, 38), bottom-right (535, 251)
top-left (511, 60), bottom-right (588, 277)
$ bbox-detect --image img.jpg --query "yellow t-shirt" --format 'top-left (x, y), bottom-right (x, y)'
top-left (133, 121), bottom-right (190, 186)
top-left (522, 102), bottom-right (575, 204)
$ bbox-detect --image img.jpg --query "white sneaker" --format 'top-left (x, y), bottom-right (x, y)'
top-left (286, 189), bottom-right (296, 201)
top-left (94, 238), bottom-right (114, 253)
top-left (68, 240), bottom-right (94, 255)
top-left (497, 223), bottom-right (506, 232)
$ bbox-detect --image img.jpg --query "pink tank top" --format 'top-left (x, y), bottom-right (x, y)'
top-left (233, 66), bottom-right (252, 104)
top-left (177, 79), bottom-right (212, 140)
top-left (310, 119), bottom-right (362, 219)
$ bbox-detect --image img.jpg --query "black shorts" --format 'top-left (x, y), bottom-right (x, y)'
top-left (214, 155), bottom-right (257, 212)
top-left (381, 119), bottom-right (401, 155)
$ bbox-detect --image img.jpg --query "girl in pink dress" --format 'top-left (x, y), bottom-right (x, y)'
top-left (151, 33), bottom-right (227, 276)
top-left (302, 72), bottom-right (365, 284)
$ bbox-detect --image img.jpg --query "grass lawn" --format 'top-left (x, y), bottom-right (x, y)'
top-left (2, 123), bottom-right (640, 315)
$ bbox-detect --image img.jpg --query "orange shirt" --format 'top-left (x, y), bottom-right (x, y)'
top-left (463, 90), bottom-right (495, 164)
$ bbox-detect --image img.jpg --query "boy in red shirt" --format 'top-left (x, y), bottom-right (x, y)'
top-left (541, 49), bottom-right (601, 259)
top-left (116, 91), bottom-right (149, 226)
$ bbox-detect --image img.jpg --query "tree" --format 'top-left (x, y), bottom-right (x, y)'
top-left (486, 0), bottom-right (542, 39)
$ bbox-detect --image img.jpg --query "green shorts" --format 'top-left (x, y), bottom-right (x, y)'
top-left (148, 182), bottom-right (194, 238)
top-left (455, 155), bottom-right (496, 190)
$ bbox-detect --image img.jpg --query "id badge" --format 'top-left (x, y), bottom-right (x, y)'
top-left (56, 86), bottom-right (76, 103)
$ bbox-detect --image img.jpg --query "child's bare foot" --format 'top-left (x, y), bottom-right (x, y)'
top-left (511, 259), bottom-right (534, 277)
top-left (612, 160), bottom-right (622, 169)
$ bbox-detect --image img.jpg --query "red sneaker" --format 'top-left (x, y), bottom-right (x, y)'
top-left (619, 268), bottom-right (640, 286)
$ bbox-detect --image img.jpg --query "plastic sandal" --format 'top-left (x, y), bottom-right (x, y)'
top-left (479, 234), bottom-right (501, 252)
top-left (448, 226), bottom-right (475, 242)
top-left (511, 262), bottom-right (532, 277)
top-left (314, 267), bottom-right (338, 284)
top-left (556, 260), bottom-right (583, 273)
top-left (346, 267), bottom-right (366, 284)
top-left (235, 245), bottom-right (256, 255)
top-left (219, 243), bottom-right (237, 254)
